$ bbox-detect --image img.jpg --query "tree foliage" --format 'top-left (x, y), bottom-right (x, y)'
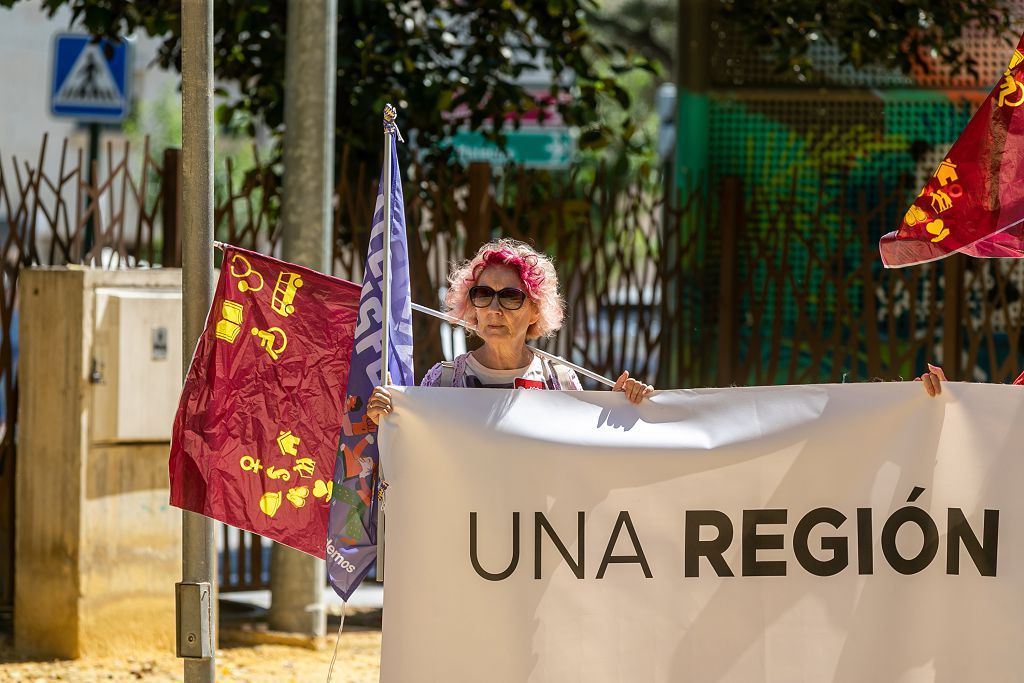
top-left (590, 0), bottom-right (676, 77)
top-left (718, 0), bottom-right (1016, 80)
top-left (3, 0), bottom-right (655, 169)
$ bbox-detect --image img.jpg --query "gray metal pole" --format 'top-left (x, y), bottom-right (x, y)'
top-left (268, 0), bottom-right (336, 637)
top-left (177, 0), bottom-right (216, 680)
top-left (279, 0), bottom-right (336, 271)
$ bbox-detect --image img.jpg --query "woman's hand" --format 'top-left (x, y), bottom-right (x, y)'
top-left (614, 371), bottom-right (654, 404)
top-left (366, 377), bottom-right (394, 425)
top-left (916, 363), bottom-right (947, 397)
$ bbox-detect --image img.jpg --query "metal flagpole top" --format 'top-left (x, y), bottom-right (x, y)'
top-left (383, 103), bottom-right (404, 142)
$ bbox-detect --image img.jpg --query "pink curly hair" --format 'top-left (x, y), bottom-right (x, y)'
top-left (445, 239), bottom-right (564, 340)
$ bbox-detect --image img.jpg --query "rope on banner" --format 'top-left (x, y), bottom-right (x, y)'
top-left (325, 602), bottom-right (347, 683)
top-left (410, 302), bottom-right (618, 388)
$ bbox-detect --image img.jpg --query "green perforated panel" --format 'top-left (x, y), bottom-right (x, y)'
top-left (702, 91), bottom-right (995, 381)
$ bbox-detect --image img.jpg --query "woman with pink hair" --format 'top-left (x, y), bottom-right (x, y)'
top-left (366, 239), bottom-right (653, 423)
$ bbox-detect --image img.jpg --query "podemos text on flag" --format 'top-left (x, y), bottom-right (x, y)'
top-left (327, 120), bottom-right (415, 599)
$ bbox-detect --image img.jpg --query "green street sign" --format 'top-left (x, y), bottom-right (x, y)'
top-left (450, 128), bottom-right (574, 169)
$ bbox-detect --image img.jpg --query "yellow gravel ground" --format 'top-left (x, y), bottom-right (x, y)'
top-left (0, 628), bottom-right (381, 682)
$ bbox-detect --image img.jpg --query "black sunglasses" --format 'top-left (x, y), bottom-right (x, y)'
top-left (469, 285), bottom-right (528, 310)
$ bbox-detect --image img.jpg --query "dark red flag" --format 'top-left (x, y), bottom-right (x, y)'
top-left (169, 245), bottom-right (361, 557)
top-left (880, 33), bottom-right (1024, 267)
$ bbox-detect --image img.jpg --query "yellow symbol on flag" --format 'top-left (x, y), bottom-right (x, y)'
top-left (266, 466), bottom-right (291, 482)
top-left (259, 491), bottom-right (282, 517)
top-left (239, 455), bottom-right (264, 474)
top-left (271, 272), bottom-right (303, 317)
top-left (313, 479), bottom-right (333, 501)
top-left (215, 301), bottom-right (244, 343)
top-left (229, 254), bottom-right (265, 293)
top-left (904, 204), bottom-right (927, 227)
top-left (277, 430), bottom-right (301, 456)
top-left (251, 326), bottom-right (287, 360)
top-left (292, 458), bottom-right (316, 479)
top-left (926, 219), bottom-right (949, 243)
top-left (1011, 49), bottom-right (1024, 71)
top-left (933, 159), bottom-right (958, 187)
top-left (1000, 49), bottom-right (1024, 107)
top-left (929, 190), bottom-right (952, 213)
top-left (998, 71), bottom-right (1024, 108)
top-left (286, 486), bottom-right (310, 509)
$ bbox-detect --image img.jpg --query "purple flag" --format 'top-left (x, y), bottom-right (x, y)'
top-left (327, 131), bottom-right (414, 599)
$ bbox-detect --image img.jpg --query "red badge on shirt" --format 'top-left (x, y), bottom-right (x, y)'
top-left (514, 377), bottom-right (546, 390)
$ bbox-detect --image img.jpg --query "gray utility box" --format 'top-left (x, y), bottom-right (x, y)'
top-left (16, 267), bottom-right (183, 658)
top-left (91, 286), bottom-right (182, 442)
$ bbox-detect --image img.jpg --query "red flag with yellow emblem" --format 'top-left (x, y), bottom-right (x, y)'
top-left (880, 31), bottom-right (1024, 267)
top-left (169, 245), bottom-right (361, 557)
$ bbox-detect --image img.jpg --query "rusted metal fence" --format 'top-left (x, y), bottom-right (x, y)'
top-left (0, 134), bottom-right (169, 627)
top-left (2, 136), bottom-right (1022, 608)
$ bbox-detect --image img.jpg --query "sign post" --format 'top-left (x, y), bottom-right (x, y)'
top-left (49, 34), bottom-right (133, 256)
top-left (178, 3), bottom-right (217, 679)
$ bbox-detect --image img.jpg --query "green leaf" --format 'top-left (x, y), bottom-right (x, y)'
top-left (578, 126), bottom-right (611, 150)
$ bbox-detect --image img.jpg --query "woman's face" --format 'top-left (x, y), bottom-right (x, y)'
top-left (471, 265), bottom-right (540, 346)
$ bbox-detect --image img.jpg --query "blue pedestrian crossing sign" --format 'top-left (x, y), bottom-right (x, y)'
top-left (50, 34), bottom-right (132, 122)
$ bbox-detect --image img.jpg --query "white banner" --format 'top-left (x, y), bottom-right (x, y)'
top-left (379, 383), bottom-right (1024, 682)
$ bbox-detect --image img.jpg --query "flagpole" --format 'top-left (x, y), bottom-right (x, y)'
top-left (380, 104), bottom-right (397, 387)
top-left (376, 104), bottom-right (400, 582)
top-left (409, 302), bottom-right (619, 388)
